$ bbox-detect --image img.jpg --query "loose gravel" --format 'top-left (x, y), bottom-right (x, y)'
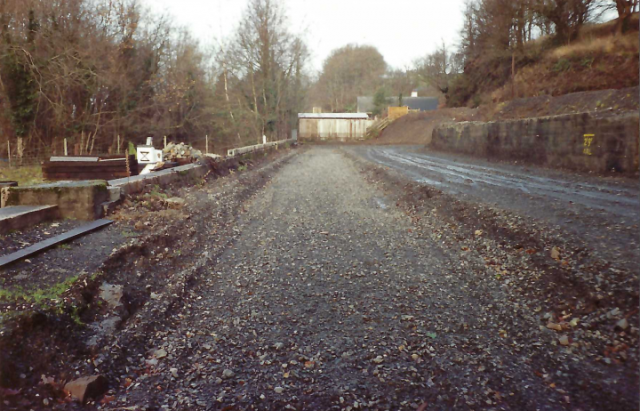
top-left (106, 147), bottom-right (637, 410)
top-left (1, 146), bottom-right (635, 410)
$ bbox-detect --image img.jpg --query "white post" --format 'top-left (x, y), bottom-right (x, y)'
top-left (7, 140), bottom-right (10, 165)
top-left (117, 135), bottom-right (120, 154)
top-left (205, 135), bottom-right (208, 154)
top-left (164, 135), bottom-right (167, 148)
top-left (64, 138), bottom-right (68, 156)
top-left (262, 135), bottom-right (267, 145)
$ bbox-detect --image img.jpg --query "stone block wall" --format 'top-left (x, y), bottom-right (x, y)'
top-left (3, 181), bottom-right (109, 220)
top-left (431, 112), bottom-right (639, 173)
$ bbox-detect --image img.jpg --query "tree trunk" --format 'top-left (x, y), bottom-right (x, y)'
top-left (614, 0), bottom-right (638, 34)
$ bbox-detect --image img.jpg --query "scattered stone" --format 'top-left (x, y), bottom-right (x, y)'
top-left (558, 335), bottom-right (570, 346)
top-left (274, 386), bottom-right (284, 394)
top-left (551, 247), bottom-right (561, 260)
top-left (64, 375), bottom-right (108, 403)
top-left (608, 308), bottom-right (621, 318)
top-left (165, 197), bottom-right (186, 209)
top-left (99, 283), bottom-right (123, 307)
top-left (222, 369), bottom-right (235, 379)
top-left (154, 348), bottom-right (168, 359)
top-left (546, 322), bottom-right (563, 332)
top-left (162, 142), bottom-right (204, 162)
top-left (616, 318), bottom-right (629, 330)
top-left (170, 368), bottom-right (179, 378)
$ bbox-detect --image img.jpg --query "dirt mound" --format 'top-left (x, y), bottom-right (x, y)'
top-left (374, 108), bottom-right (478, 145)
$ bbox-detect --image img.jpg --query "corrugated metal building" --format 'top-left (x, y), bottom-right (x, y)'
top-left (298, 113), bottom-right (375, 141)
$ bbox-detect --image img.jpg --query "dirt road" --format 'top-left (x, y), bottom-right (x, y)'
top-left (109, 147), bottom-right (636, 410)
top-left (1, 147), bottom-right (637, 410)
top-left (349, 145), bottom-right (639, 273)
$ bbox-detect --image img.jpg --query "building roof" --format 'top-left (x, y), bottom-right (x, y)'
top-left (298, 113), bottom-right (369, 119)
top-left (356, 96), bottom-right (439, 113)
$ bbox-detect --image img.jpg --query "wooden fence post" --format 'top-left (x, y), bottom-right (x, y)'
top-left (7, 140), bottom-right (10, 166)
top-left (164, 135), bottom-right (167, 148)
top-left (117, 135), bottom-right (120, 154)
top-left (205, 135), bottom-right (208, 154)
top-left (64, 138), bottom-right (68, 156)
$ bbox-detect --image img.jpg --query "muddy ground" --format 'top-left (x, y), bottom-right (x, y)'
top-left (347, 145), bottom-right (639, 273)
top-left (0, 145), bottom-right (637, 410)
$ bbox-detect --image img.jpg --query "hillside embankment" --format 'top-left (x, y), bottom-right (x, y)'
top-left (449, 14), bottom-right (639, 107)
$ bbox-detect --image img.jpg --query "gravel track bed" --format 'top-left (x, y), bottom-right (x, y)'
top-left (2, 146), bottom-right (634, 410)
top-left (108, 147), bottom-right (637, 410)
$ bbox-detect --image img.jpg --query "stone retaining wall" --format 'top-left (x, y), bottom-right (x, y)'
top-left (2, 181), bottom-right (109, 220)
top-left (431, 112), bottom-right (639, 173)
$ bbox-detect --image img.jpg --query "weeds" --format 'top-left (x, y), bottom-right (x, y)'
top-left (0, 275), bottom-right (79, 306)
top-left (149, 184), bottom-right (168, 199)
top-left (69, 305), bottom-right (84, 325)
top-left (121, 229), bottom-right (139, 238)
top-left (0, 165), bottom-right (44, 185)
top-left (581, 56), bottom-right (595, 68)
top-left (551, 33), bottom-right (638, 60)
top-left (552, 58), bottom-right (572, 72)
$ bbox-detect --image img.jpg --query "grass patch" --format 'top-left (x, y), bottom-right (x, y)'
top-left (0, 165), bottom-right (44, 185)
top-left (0, 275), bottom-right (79, 305)
top-left (550, 33), bottom-right (638, 60)
top-left (121, 229), bottom-right (139, 238)
top-left (146, 184), bottom-right (167, 199)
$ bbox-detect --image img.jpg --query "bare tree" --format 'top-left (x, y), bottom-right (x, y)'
top-left (537, 0), bottom-right (600, 44)
top-left (611, 0), bottom-right (639, 33)
top-left (1, 0), bottom-right (221, 158)
top-left (224, 0), bottom-right (308, 141)
top-left (414, 41), bottom-right (462, 94)
top-left (313, 44), bottom-right (387, 112)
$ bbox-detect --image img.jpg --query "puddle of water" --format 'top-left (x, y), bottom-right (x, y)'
top-left (374, 197), bottom-right (387, 210)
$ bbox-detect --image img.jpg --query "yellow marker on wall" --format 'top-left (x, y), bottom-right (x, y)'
top-left (583, 134), bottom-right (595, 156)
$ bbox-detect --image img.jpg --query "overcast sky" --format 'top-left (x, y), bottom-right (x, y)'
top-left (146, 0), bottom-right (467, 73)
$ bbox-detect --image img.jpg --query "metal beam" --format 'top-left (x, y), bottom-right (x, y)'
top-left (0, 219), bottom-right (113, 268)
